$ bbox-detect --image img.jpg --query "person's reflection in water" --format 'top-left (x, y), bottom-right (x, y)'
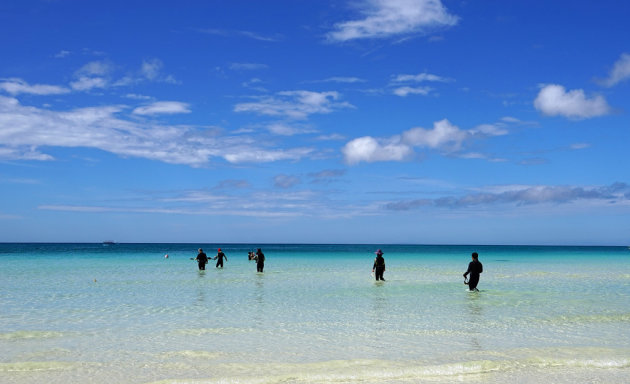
top-left (465, 292), bottom-right (483, 351)
top-left (252, 275), bottom-right (266, 325)
top-left (194, 272), bottom-right (206, 306)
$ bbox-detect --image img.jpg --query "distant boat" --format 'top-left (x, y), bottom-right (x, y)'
top-left (102, 241), bottom-right (116, 245)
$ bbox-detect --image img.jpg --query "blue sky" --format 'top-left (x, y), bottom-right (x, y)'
top-left (1, 0), bottom-right (629, 245)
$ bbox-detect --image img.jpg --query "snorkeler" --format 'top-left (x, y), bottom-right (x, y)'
top-left (372, 249), bottom-right (386, 281)
top-left (214, 248), bottom-right (227, 268)
top-left (195, 248), bottom-right (208, 270)
top-left (463, 252), bottom-right (483, 291)
top-left (254, 248), bottom-right (265, 273)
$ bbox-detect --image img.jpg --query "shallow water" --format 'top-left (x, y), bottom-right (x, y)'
top-left (1, 243), bottom-right (629, 383)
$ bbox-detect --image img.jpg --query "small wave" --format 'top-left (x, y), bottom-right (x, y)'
top-left (541, 312), bottom-right (630, 325)
top-left (0, 330), bottom-right (64, 340)
top-left (174, 327), bottom-right (253, 336)
top-left (527, 356), bottom-right (630, 369)
top-left (0, 361), bottom-right (75, 372)
top-left (143, 352), bottom-right (630, 384)
top-left (160, 350), bottom-right (224, 359)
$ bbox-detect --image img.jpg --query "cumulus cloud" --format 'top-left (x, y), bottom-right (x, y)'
top-left (343, 119), bottom-right (509, 164)
top-left (0, 96), bottom-right (313, 166)
top-left (342, 136), bottom-right (413, 164)
top-left (599, 53), bottom-right (630, 87)
top-left (133, 101), bottom-right (191, 115)
top-left (234, 90), bottom-right (353, 119)
top-left (402, 119), bottom-right (468, 149)
top-left (327, 0), bottom-right (458, 42)
top-left (385, 183), bottom-right (630, 210)
top-left (0, 78), bottom-right (70, 95)
top-left (534, 84), bottom-right (610, 119)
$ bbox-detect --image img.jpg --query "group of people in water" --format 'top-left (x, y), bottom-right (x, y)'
top-left (193, 247), bottom-right (483, 291)
top-left (194, 247), bottom-right (265, 272)
top-left (371, 249), bottom-right (483, 291)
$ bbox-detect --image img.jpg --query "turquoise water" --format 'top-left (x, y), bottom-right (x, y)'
top-left (1, 243), bottom-right (630, 383)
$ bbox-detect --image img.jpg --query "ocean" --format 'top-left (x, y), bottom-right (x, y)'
top-left (1, 243), bottom-right (629, 383)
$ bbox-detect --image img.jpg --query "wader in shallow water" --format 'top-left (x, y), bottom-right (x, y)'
top-left (372, 249), bottom-right (385, 281)
top-left (215, 249), bottom-right (227, 268)
top-left (464, 252), bottom-right (483, 291)
top-left (255, 249), bottom-right (265, 273)
top-left (196, 249), bottom-right (208, 271)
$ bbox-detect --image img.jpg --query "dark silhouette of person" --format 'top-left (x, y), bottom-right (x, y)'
top-left (214, 248), bottom-right (227, 268)
top-left (463, 252), bottom-right (483, 291)
top-left (372, 249), bottom-right (386, 281)
top-left (254, 248), bottom-right (265, 273)
top-left (195, 248), bottom-right (208, 270)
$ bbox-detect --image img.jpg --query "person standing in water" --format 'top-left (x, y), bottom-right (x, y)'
top-left (214, 248), bottom-right (227, 268)
top-left (195, 248), bottom-right (208, 270)
top-left (254, 248), bottom-right (265, 273)
top-left (463, 252), bottom-right (483, 291)
top-left (372, 249), bottom-right (386, 281)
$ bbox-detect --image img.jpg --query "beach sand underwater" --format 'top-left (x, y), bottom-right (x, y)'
top-left (1, 243), bottom-right (630, 383)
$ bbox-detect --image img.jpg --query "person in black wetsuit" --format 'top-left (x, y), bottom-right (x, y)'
top-left (214, 248), bottom-right (227, 268)
top-left (372, 249), bottom-right (386, 281)
top-left (463, 252), bottom-right (483, 291)
top-left (195, 248), bottom-right (208, 270)
top-left (254, 248), bottom-right (265, 273)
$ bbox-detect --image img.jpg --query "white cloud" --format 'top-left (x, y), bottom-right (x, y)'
top-left (266, 122), bottom-right (317, 136)
top-left (133, 101), bottom-right (191, 115)
top-left (223, 147), bottom-right (314, 163)
top-left (385, 183), bottom-right (630, 210)
top-left (125, 93), bottom-right (154, 100)
top-left (69, 59), bottom-right (177, 90)
top-left (570, 143), bottom-right (590, 150)
top-left (342, 136), bottom-right (413, 164)
top-left (600, 53), bottom-right (630, 87)
top-left (70, 76), bottom-right (108, 91)
top-left (0, 146), bottom-right (53, 161)
top-left (0, 96), bottom-right (313, 166)
top-left (391, 72), bottom-right (450, 83)
top-left (234, 90), bottom-right (353, 119)
top-left (327, 0), bottom-right (458, 42)
top-left (141, 58), bottom-right (163, 80)
top-left (534, 84), bottom-right (610, 119)
top-left (343, 118), bottom-right (511, 164)
top-left (402, 119), bottom-right (468, 149)
top-left (469, 123), bottom-right (508, 137)
top-left (0, 78), bottom-right (70, 95)
top-left (388, 72), bottom-right (450, 97)
top-left (317, 77), bottom-right (367, 83)
top-left (76, 61), bottom-right (112, 77)
top-left (392, 86), bottom-right (432, 97)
